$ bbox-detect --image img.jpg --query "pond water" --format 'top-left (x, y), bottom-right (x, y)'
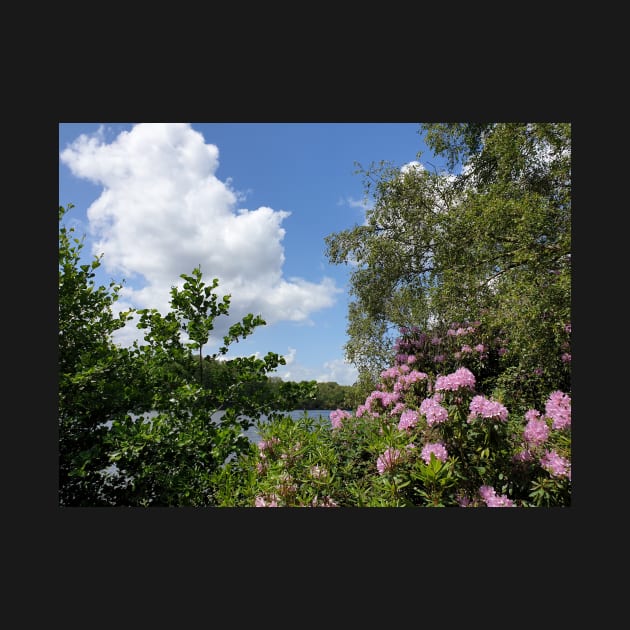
top-left (120, 409), bottom-right (338, 443)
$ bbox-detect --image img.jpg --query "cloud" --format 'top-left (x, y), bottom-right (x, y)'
top-left (400, 160), bottom-right (425, 175)
top-left (283, 347), bottom-right (297, 365)
top-left (60, 123), bottom-right (341, 346)
top-left (316, 358), bottom-right (359, 385)
top-left (342, 196), bottom-right (371, 211)
top-left (272, 349), bottom-right (358, 386)
top-left (337, 195), bottom-right (373, 226)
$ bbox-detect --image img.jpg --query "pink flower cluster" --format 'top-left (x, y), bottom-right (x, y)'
top-left (421, 442), bottom-right (448, 464)
top-left (434, 367), bottom-right (476, 391)
top-left (390, 402), bottom-right (407, 416)
top-left (447, 325), bottom-right (476, 337)
top-left (419, 396), bottom-right (448, 426)
top-left (479, 485), bottom-right (515, 507)
top-left (255, 494), bottom-right (280, 507)
top-left (258, 437), bottom-right (280, 457)
top-left (545, 391), bottom-right (571, 429)
top-left (376, 447), bottom-right (402, 474)
top-left (540, 449), bottom-right (571, 480)
top-left (398, 409), bottom-right (419, 431)
top-left (380, 365), bottom-right (407, 380)
top-left (355, 388), bottom-right (399, 418)
top-left (467, 395), bottom-right (508, 423)
top-left (393, 370), bottom-right (428, 393)
top-left (523, 410), bottom-right (550, 445)
top-left (515, 391), bottom-right (571, 482)
top-left (330, 408), bottom-right (352, 429)
top-left (311, 495), bottom-right (338, 507)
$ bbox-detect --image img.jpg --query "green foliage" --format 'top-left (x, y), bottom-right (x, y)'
top-left (221, 412), bottom-right (342, 507)
top-left (59, 204), bottom-right (144, 505)
top-left (59, 203), bottom-right (317, 506)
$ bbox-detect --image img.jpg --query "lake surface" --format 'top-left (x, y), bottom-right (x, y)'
top-left (125, 409), bottom-right (337, 444)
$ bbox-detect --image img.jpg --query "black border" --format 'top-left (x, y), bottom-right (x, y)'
top-left (20, 54), bottom-right (596, 609)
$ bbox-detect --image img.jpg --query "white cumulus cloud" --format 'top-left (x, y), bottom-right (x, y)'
top-left (60, 123), bottom-right (341, 346)
top-left (269, 347), bottom-right (357, 386)
top-left (316, 358), bottom-right (358, 385)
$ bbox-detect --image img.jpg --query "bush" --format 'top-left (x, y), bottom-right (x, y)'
top-left (220, 332), bottom-right (571, 507)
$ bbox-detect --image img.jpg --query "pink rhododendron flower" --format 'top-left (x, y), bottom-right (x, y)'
top-left (258, 437), bottom-right (280, 453)
top-left (255, 494), bottom-right (280, 507)
top-left (355, 404), bottom-right (368, 418)
top-left (380, 366), bottom-right (403, 380)
top-left (540, 449), bottom-right (571, 479)
top-left (513, 449), bottom-right (533, 462)
top-left (525, 409), bottom-right (540, 422)
top-left (479, 485), bottom-right (515, 507)
top-left (421, 442), bottom-right (448, 464)
top-left (435, 367), bottom-right (476, 391)
top-left (523, 413), bottom-right (550, 445)
top-left (545, 391), bottom-right (571, 430)
top-left (398, 409), bottom-right (419, 431)
top-left (396, 370), bottom-right (428, 390)
top-left (468, 395), bottom-right (508, 422)
top-left (376, 448), bottom-right (402, 474)
top-left (330, 409), bottom-right (352, 429)
top-left (390, 402), bottom-right (407, 416)
top-left (419, 396), bottom-right (449, 426)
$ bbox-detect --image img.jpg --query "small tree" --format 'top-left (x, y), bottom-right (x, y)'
top-left (59, 204), bottom-right (316, 506)
top-left (107, 268), bottom-right (316, 506)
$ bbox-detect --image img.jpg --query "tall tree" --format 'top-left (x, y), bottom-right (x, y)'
top-left (325, 123), bottom-right (571, 408)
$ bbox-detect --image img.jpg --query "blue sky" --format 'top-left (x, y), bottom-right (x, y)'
top-left (58, 122), bottom-right (447, 386)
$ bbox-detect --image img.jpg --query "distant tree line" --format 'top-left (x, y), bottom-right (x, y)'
top-left (197, 358), bottom-right (359, 410)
